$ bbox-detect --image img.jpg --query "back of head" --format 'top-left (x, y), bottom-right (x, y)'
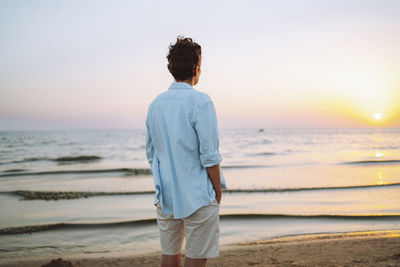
top-left (167, 36), bottom-right (201, 81)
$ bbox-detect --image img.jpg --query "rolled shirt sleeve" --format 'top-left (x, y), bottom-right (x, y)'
top-left (194, 101), bottom-right (222, 168)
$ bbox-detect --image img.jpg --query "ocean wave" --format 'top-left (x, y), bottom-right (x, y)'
top-left (342, 160), bottom-right (400, 165)
top-left (0, 155), bottom-right (102, 165)
top-left (4, 182), bottom-right (400, 200)
top-left (0, 168), bottom-right (152, 178)
top-left (10, 157), bottom-right (47, 164)
top-left (248, 139), bottom-right (272, 145)
top-left (372, 146), bottom-right (400, 150)
top-left (0, 219), bottom-right (156, 235)
top-left (0, 165), bottom-right (277, 177)
top-left (221, 165), bottom-right (270, 169)
top-left (13, 190), bottom-right (154, 200)
top-left (2, 169), bottom-right (27, 173)
top-left (221, 214), bottom-right (400, 221)
top-left (2, 214), bottom-right (399, 235)
top-left (251, 152), bottom-right (276, 156)
top-left (53, 156), bottom-right (102, 162)
top-left (223, 183), bottom-right (400, 193)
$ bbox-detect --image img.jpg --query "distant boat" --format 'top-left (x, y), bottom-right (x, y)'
top-left (258, 128), bottom-right (264, 132)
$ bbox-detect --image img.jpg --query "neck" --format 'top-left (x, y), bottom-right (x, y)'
top-left (176, 78), bottom-right (195, 86)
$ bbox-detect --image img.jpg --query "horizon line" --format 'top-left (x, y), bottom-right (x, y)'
top-left (1, 126), bottom-right (399, 132)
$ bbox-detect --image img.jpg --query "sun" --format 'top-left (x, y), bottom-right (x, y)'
top-left (374, 113), bottom-right (382, 120)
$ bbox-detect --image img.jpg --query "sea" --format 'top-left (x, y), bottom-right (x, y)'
top-left (0, 128), bottom-right (400, 263)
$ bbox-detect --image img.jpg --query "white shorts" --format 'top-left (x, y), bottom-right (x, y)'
top-left (156, 199), bottom-right (220, 259)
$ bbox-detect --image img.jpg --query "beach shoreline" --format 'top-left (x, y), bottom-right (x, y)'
top-left (2, 230), bottom-right (399, 267)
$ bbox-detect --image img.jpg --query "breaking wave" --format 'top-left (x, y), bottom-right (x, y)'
top-left (1, 214), bottom-right (399, 235)
top-left (2, 182), bottom-right (399, 200)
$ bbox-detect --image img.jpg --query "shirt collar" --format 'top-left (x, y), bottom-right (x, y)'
top-left (168, 82), bottom-right (194, 90)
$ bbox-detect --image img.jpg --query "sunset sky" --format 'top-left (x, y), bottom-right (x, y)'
top-left (1, 0), bottom-right (399, 130)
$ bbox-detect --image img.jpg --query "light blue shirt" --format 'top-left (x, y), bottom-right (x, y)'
top-left (146, 82), bottom-right (226, 219)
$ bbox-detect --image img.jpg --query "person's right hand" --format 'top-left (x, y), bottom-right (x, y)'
top-left (215, 190), bottom-right (222, 204)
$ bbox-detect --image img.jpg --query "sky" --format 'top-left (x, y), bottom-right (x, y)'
top-left (1, 0), bottom-right (400, 130)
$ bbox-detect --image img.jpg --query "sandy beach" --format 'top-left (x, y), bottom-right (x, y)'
top-left (2, 230), bottom-right (399, 267)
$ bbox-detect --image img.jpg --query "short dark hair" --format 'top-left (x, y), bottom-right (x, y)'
top-left (167, 36), bottom-right (201, 81)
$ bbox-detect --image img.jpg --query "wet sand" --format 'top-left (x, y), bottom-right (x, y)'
top-left (2, 230), bottom-right (400, 267)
